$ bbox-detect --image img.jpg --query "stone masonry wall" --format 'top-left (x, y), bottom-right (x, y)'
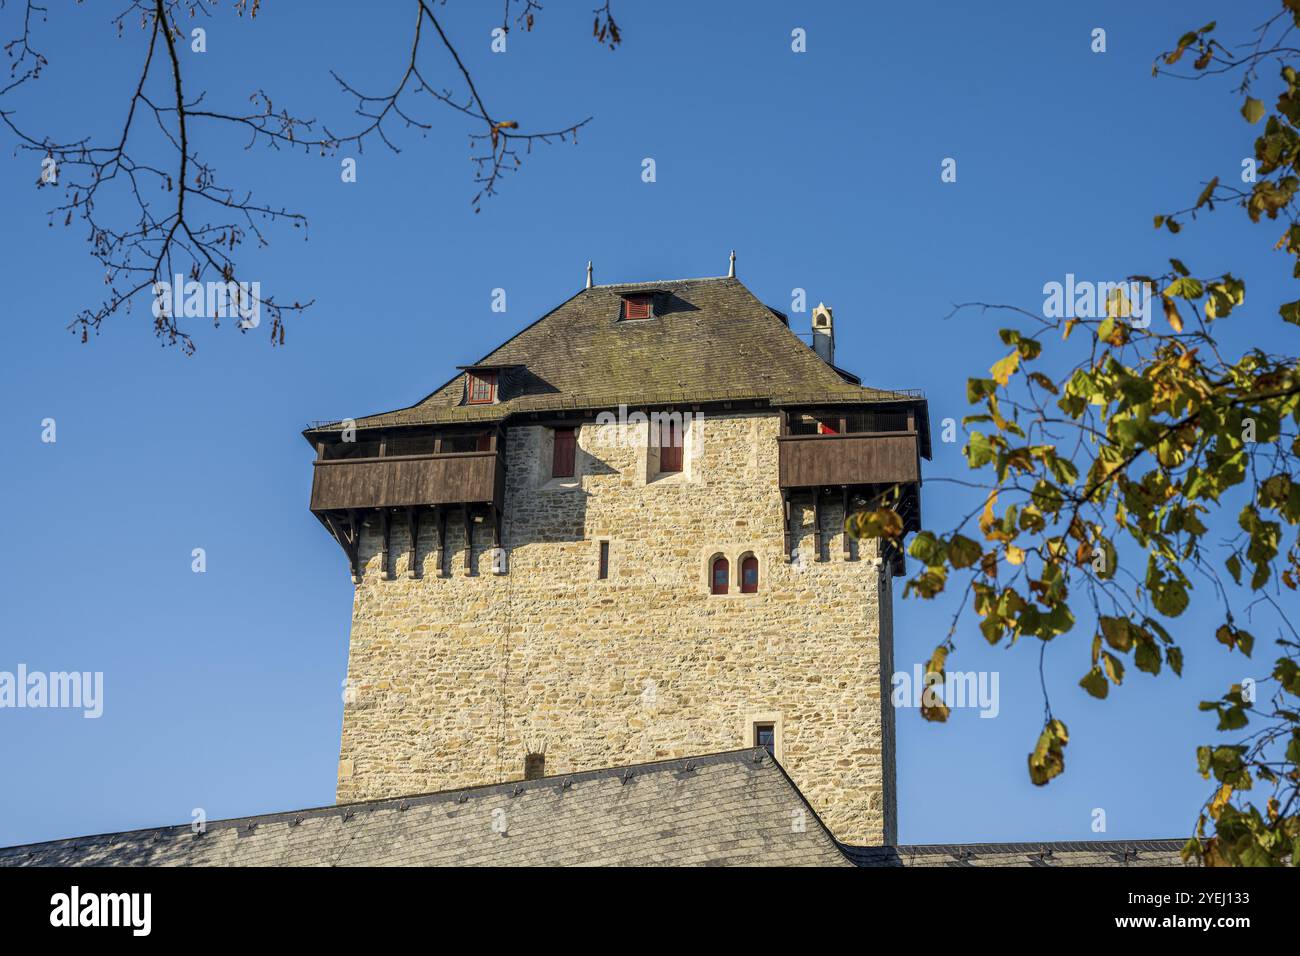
top-left (336, 411), bottom-right (898, 845)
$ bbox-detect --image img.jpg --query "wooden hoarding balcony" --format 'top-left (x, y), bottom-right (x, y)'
top-left (777, 431), bottom-right (920, 489)
top-left (310, 450), bottom-right (505, 513)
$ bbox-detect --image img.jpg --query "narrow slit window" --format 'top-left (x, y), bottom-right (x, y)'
top-left (524, 753), bottom-right (545, 780)
top-left (598, 541), bottom-right (610, 580)
top-left (741, 555), bottom-right (759, 593)
top-left (552, 427), bottom-right (576, 478)
top-left (659, 418), bottom-right (683, 473)
top-left (711, 556), bottom-right (729, 595)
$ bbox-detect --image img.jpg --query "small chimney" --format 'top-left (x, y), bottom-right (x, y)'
top-left (812, 302), bottom-right (834, 365)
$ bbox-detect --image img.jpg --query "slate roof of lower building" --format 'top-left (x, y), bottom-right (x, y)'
top-left (0, 750), bottom-right (851, 868)
top-left (0, 748), bottom-right (1191, 867)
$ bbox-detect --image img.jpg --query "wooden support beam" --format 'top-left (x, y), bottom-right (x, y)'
top-left (782, 492), bottom-right (793, 562)
top-left (405, 507), bottom-right (420, 578)
top-left (843, 486), bottom-right (853, 558)
top-left (346, 509), bottom-right (362, 582)
top-left (813, 490), bottom-right (825, 562)
top-left (464, 505), bottom-right (474, 573)
top-left (490, 505), bottom-right (504, 574)
top-left (435, 506), bottom-right (447, 577)
top-left (379, 510), bottom-right (391, 579)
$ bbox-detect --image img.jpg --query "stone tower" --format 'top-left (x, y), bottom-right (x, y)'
top-left (304, 272), bottom-right (929, 845)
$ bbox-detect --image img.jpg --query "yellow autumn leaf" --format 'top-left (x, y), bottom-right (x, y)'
top-left (1162, 294), bottom-right (1183, 332)
top-left (979, 491), bottom-right (999, 539)
top-left (990, 350), bottom-right (1020, 385)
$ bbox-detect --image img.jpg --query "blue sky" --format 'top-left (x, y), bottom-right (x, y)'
top-left (0, 0), bottom-right (1293, 848)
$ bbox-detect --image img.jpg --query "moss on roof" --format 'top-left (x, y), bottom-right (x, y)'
top-left (307, 276), bottom-right (920, 435)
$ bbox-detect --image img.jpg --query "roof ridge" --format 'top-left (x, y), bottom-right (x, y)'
top-left (588, 275), bottom-right (732, 289)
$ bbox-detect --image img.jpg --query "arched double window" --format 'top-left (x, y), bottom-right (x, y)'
top-left (711, 556), bottom-right (729, 595)
top-left (740, 554), bottom-right (759, 593)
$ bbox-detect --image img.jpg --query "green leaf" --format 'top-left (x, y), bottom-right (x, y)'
top-left (1242, 96), bottom-right (1266, 123)
top-left (1027, 719), bottom-right (1069, 786)
top-left (1102, 651), bottom-right (1125, 686)
top-left (966, 432), bottom-right (995, 468)
top-left (1195, 177), bottom-right (1219, 208)
top-left (1164, 276), bottom-right (1204, 300)
top-left (1099, 616), bottom-right (1133, 652)
top-left (947, 534), bottom-right (982, 570)
top-left (1135, 641), bottom-right (1162, 675)
top-left (1151, 579), bottom-right (1190, 617)
top-left (1080, 666), bottom-right (1109, 699)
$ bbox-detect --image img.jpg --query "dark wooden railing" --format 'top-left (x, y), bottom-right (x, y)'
top-left (777, 431), bottom-right (920, 489)
top-left (310, 450), bottom-right (505, 512)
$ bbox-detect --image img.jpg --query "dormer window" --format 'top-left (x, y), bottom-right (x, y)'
top-left (467, 370), bottom-right (497, 404)
top-left (621, 294), bottom-right (654, 320)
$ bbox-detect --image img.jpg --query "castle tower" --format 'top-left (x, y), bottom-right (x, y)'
top-left (304, 273), bottom-right (929, 845)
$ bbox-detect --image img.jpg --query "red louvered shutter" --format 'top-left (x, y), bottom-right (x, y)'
top-left (623, 295), bottom-right (652, 320)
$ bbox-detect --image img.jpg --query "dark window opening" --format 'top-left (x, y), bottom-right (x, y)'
top-left (741, 555), bottom-right (759, 593)
top-left (788, 410), bottom-right (911, 436)
top-left (711, 556), bottom-right (729, 595)
top-left (598, 541), bottom-right (610, 580)
top-left (385, 434), bottom-right (438, 457)
top-left (755, 723), bottom-right (776, 758)
top-left (622, 294), bottom-right (653, 320)
top-left (467, 370), bottom-right (497, 404)
top-left (444, 433), bottom-right (490, 454)
top-left (552, 427), bottom-right (576, 478)
top-left (524, 753), bottom-right (545, 780)
top-left (322, 440), bottom-right (381, 460)
top-left (659, 418), bottom-right (683, 473)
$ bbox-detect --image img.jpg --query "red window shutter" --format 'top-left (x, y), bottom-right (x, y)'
top-left (553, 427), bottom-right (576, 477)
top-left (817, 420), bottom-right (838, 435)
top-left (623, 295), bottom-right (651, 320)
top-left (711, 557), bottom-right (729, 595)
top-left (741, 556), bottom-right (759, 593)
top-left (659, 418), bottom-right (682, 473)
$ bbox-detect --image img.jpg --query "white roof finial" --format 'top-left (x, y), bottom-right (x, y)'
top-left (585, 260), bottom-right (593, 289)
top-left (728, 249), bottom-right (736, 278)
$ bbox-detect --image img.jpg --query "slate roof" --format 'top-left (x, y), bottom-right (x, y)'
top-left (844, 839), bottom-right (1190, 868)
top-left (0, 750), bottom-right (850, 868)
top-left (0, 749), bottom-right (1189, 867)
top-left (305, 276), bottom-right (922, 436)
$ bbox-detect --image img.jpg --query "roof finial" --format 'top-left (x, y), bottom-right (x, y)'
top-left (728, 249), bottom-right (736, 278)
top-left (585, 260), bottom-right (593, 289)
